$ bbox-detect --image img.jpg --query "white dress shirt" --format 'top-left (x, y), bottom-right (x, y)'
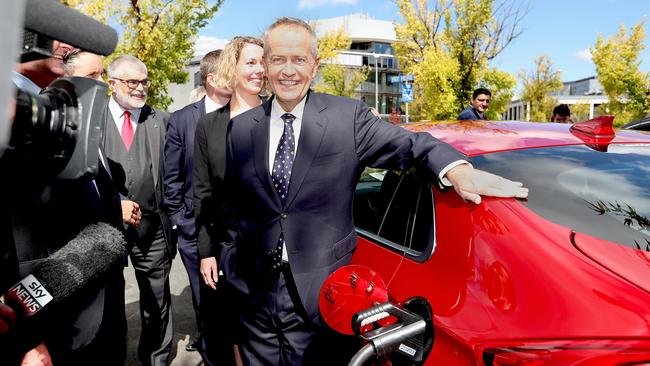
top-left (204, 95), bottom-right (226, 114)
top-left (109, 97), bottom-right (140, 135)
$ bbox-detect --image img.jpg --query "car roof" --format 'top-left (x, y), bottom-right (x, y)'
top-left (403, 120), bottom-right (650, 156)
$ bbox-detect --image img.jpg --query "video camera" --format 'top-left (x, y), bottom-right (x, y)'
top-left (0, 0), bottom-right (118, 179)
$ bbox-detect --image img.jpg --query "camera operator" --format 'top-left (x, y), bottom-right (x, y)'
top-left (13, 40), bottom-right (72, 93)
top-left (5, 45), bottom-right (128, 365)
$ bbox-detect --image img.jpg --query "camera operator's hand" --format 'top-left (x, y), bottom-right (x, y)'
top-left (20, 342), bottom-right (52, 366)
top-left (0, 302), bottom-right (16, 333)
top-left (121, 200), bottom-right (141, 227)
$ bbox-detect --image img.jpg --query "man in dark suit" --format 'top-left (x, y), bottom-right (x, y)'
top-left (103, 55), bottom-right (175, 366)
top-left (218, 17), bottom-right (528, 365)
top-left (162, 50), bottom-right (230, 363)
top-left (457, 88), bottom-right (491, 120)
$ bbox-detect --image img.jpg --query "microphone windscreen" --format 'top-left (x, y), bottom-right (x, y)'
top-left (24, 0), bottom-right (118, 56)
top-left (31, 223), bottom-right (125, 302)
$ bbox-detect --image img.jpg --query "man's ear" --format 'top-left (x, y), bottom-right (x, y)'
top-left (310, 58), bottom-right (320, 79)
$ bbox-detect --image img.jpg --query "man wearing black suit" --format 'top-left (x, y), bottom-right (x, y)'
top-left (103, 55), bottom-right (175, 366)
top-left (217, 17), bottom-right (528, 365)
top-left (162, 50), bottom-right (230, 363)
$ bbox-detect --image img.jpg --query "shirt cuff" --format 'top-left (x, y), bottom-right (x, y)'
top-left (438, 160), bottom-right (472, 187)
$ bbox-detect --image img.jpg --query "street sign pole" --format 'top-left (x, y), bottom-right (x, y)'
top-left (406, 102), bottom-right (409, 123)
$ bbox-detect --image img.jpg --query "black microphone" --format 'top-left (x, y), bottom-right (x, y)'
top-left (23, 0), bottom-right (118, 56)
top-left (3, 223), bottom-right (125, 320)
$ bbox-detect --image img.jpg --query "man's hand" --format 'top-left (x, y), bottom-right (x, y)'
top-left (200, 257), bottom-right (219, 290)
top-left (121, 200), bottom-right (141, 227)
top-left (445, 164), bottom-right (528, 204)
top-left (20, 342), bottom-right (52, 366)
top-left (0, 302), bottom-right (16, 334)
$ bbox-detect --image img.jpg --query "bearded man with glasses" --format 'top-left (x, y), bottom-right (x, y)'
top-left (103, 55), bottom-right (176, 366)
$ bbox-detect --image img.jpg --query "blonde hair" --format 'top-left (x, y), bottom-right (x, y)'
top-left (213, 36), bottom-right (263, 91)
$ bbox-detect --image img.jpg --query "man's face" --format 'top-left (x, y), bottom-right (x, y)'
top-left (47, 41), bottom-right (74, 77)
top-left (471, 93), bottom-right (490, 114)
top-left (69, 52), bottom-right (104, 81)
top-left (264, 25), bottom-right (320, 111)
top-left (552, 114), bottom-right (571, 123)
top-left (108, 63), bottom-right (148, 110)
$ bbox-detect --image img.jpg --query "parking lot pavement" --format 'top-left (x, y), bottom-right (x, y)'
top-left (124, 254), bottom-right (204, 366)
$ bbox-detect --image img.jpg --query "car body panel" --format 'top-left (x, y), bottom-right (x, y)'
top-left (350, 120), bottom-right (650, 364)
top-left (405, 120), bottom-right (650, 156)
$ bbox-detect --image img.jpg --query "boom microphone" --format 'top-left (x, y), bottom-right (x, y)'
top-left (24, 0), bottom-right (118, 56)
top-left (3, 223), bottom-right (125, 320)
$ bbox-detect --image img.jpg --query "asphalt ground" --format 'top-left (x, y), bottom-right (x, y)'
top-left (124, 254), bottom-right (204, 366)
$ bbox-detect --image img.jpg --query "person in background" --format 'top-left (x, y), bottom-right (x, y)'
top-left (551, 104), bottom-right (573, 123)
top-left (193, 36), bottom-right (265, 366)
top-left (162, 49), bottom-right (230, 364)
top-left (103, 55), bottom-right (174, 366)
top-left (458, 88), bottom-right (491, 120)
top-left (62, 49), bottom-right (104, 81)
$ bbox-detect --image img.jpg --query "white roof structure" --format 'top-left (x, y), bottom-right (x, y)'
top-left (311, 13), bottom-right (397, 43)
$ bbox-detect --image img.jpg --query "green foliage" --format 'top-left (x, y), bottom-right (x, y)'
top-left (314, 29), bottom-right (369, 97)
top-left (410, 47), bottom-right (460, 120)
top-left (480, 68), bottom-right (516, 120)
top-left (63, 0), bottom-right (221, 110)
top-left (591, 19), bottom-right (650, 125)
top-left (393, 0), bottom-right (523, 120)
top-left (520, 55), bottom-right (563, 122)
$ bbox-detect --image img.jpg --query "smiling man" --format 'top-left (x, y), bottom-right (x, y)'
top-left (103, 55), bottom-right (175, 366)
top-left (220, 17), bottom-right (527, 365)
top-left (458, 87), bottom-right (491, 120)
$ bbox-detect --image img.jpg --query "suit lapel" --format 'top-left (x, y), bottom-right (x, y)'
top-left (141, 105), bottom-right (161, 188)
top-left (285, 92), bottom-right (327, 207)
top-left (194, 98), bottom-right (206, 120)
top-left (251, 99), bottom-right (282, 208)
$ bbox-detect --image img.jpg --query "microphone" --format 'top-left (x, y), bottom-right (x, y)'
top-left (3, 223), bottom-right (125, 320)
top-left (23, 0), bottom-right (118, 56)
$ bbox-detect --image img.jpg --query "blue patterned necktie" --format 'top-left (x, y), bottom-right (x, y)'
top-left (270, 113), bottom-right (296, 268)
top-left (272, 113), bottom-right (296, 203)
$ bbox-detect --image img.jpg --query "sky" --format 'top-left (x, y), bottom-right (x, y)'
top-left (196, 0), bottom-right (650, 89)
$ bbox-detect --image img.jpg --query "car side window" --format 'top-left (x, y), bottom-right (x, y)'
top-left (354, 167), bottom-right (434, 258)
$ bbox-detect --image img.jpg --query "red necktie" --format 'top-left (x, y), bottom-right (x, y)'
top-left (121, 111), bottom-right (134, 151)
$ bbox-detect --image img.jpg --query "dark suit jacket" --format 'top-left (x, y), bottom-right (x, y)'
top-left (220, 91), bottom-right (467, 320)
top-left (193, 104), bottom-right (231, 259)
top-left (103, 104), bottom-right (176, 255)
top-left (457, 105), bottom-right (485, 120)
top-left (163, 98), bottom-right (205, 241)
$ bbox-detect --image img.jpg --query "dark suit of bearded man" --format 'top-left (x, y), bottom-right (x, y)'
top-left (102, 55), bottom-right (175, 366)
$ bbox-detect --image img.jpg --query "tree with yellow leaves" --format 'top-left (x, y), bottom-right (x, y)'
top-left (314, 29), bottom-right (369, 98)
top-left (520, 55), bottom-right (563, 122)
top-left (393, 0), bottom-right (525, 120)
top-left (63, 0), bottom-right (221, 109)
top-left (591, 20), bottom-right (650, 125)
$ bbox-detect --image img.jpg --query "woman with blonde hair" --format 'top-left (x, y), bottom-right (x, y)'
top-left (192, 35), bottom-right (264, 365)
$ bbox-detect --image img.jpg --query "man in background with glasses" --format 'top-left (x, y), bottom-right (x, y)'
top-left (103, 55), bottom-right (175, 366)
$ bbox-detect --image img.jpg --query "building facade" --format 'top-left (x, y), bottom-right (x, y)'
top-left (312, 13), bottom-right (403, 115)
top-left (503, 76), bottom-right (609, 122)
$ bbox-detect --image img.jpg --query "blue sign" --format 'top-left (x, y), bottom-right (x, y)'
top-left (390, 74), bottom-right (414, 83)
top-left (402, 83), bottom-right (414, 102)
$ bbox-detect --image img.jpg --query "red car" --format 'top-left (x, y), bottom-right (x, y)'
top-left (348, 118), bottom-right (650, 365)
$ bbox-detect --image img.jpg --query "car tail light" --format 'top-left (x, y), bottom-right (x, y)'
top-left (478, 340), bottom-right (650, 366)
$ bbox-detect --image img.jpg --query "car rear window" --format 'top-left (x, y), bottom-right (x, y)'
top-left (473, 145), bottom-right (650, 252)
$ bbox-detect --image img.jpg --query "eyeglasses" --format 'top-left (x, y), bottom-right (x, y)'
top-left (113, 78), bottom-right (151, 88)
